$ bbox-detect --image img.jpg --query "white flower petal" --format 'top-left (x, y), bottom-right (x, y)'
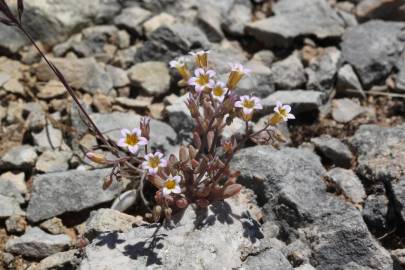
top-left (235, 101), bottom-right (243, 108)
top-left (173, 175), bottom-right (182, 183)
top-left (206, 70), bottom-right (216, 77)
top-left (120, 128), bottom-right (130, 137)
top-left (118, 138), bottom-right (127, 147)
top-left (195, 68), bottom-right (204, 76)
top-left (138, 137), bottom-right (148, 146)
top-left (243, 108), bottom-right (254, 115)
top-left (160, 159), bottom-right (168, 167)
top-left (276, 101), bottom-right (283, 108)
top-left (132, 128), bottom-right (141, 136)
top-left (172, 186), bottom-right (181, 194)
top-left (287, 113), bottom-right (295, 119)
top-left (162, 187), bottom-right (170, 196)
top-left (283, 105), bottom-right (291, 113)
top-left (128, 145), bottom-right (139, 154)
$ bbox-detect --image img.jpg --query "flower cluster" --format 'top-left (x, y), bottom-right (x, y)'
top-left (87, 50), bottom-right (294, 220)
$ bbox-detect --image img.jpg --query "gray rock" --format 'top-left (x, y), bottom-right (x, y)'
top-left (5, 215), bottom-right (27, 234)
top-left (350, 124), bottom-right (405, 183)
top-left (0, 180), bottom-right (25, 204)
top-left (35, 150), bottom-right (72, 173)
top-left (37, 80), bottom-right (66, 101)
top-left (341, 20), bottom-right (405, 89)
top-left (241, 249), bottom-right (293, 270)
top-left (0, 172), bottom-right (27, 194)
top-left (0, 0), bottom-right (121, 53)
top-left (285, 239), bottom-right (312, 266)
top-left (143, 13), bottom-right (177, 38)
top-left (2, 252), bottom-right (14, 268)
top-left (391, 249), bottom-right (405, 267)
top-left (261, 90), bottom-right (325, 116)
top-left (232, 146), bottom-right (393, 269)
top-left (356, 0), bottom-right (405, 21)
top-left (114, 6), bottom-right (152, 36)
top-left (326, 168), bottom-right (366, 204)
top-left (306, 47), bottom-right (341, 91)
top-left (197, 6), bottom-right (224, 42)
top-left (106, 65), bottom-right (130, 88)
top-left (0, 145), bottom-right (37, 171)
top-left (363, 194), bottom-right (389, 233)
top-left (3, 78), bottom-right (25, 96)
top-left (40, 218), bottom-right (67, 235)
top-left (34, 249), bottom-right (80, 270)
top-left (311, 135), bottom-right (353, 168)
top-left (164, 94), bottom-right (194, 135)
top-left (23, 102), bottom-right (47, 131)
top-left (270, 52), bottom-right (306, 90)
top-left (203, 45), bottom-right (248, 75)
top-left (135, 23), bottom-right (210, 63)
top-left (36, 57), bottom-right (114, 95)
top-left (251, 50), bottom-right (275, 67)
top-left (32, 125), bottom-right (66, 150)
top-left (52, 25), bottom-right (120, 61)
top-left (114, 46), bottom-right (139, 69)
top-left (6, 227), bottom-right (71, 259)
top-left (236, 60), bottom-right (274, 98)
top-left (332, 98), bottom-right (366, 123)
top-left (223, 3), bottom-right (252, 37)
top-left (246, 0), bottom-right (345, 48)
top-left (336, 64), bottom-right (364, 96)
top-left (391, 178), bottom-right (405, 222)
top-left (27, 169), bottom-right (124, 223)
top-left (84, 208), bottom-right (141, 240)
top-left (128, 61), bottom-right (170, 96)
top-left (80, 197), bottom-right (263, 269)
top-left (295, 264), bottom-right (316, 270)
top-left (0, 195), bottom-right (24, 219)
top-left (89, 112), bottom-right (178, 154)
top-left (395, 53), bottom-right (405, 92)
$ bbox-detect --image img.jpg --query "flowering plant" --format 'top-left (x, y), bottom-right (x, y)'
top-left (0, 1), bottom-right (294, 221)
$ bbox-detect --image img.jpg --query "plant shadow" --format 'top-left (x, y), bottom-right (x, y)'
top-left (193, 201), bottom-right (264, 244)
top-left (93, 224), bottom-right (166, 267)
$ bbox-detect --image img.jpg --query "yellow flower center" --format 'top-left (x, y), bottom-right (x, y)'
top-left (243, 99), bottom-right (255, 109)
top-left (278, 107), bottom-right (287, 117)
top-left (165, 179), bottom-right (176, 189)
top-left (197, 74), bottom-right (209, 86)
top-left (213, 86), bottom-right (224, 97)
top-left (125, 134), bottom-right (139, 146)
top-left (148, 156), bottom-right (160, 168)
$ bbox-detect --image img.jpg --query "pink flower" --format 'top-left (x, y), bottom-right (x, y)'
top-left (274, 101), bottom-right (295, 121)
top-left (211, 81), bottom-right (228, 102)
top-left (118, 128), bottom-right (148, 154)
top-left (188, 68), bottom-right (215, 93)
top-left (235, 95), bottom-right (263, 115)
top-left (162, 175), bottom-right (182, 196)
top-left (142, 152), bottom-right (167, 175)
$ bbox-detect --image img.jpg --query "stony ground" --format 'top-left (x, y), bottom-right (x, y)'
top-left (0, 0), bottom-right (405, 269)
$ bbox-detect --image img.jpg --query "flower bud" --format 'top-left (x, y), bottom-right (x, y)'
top-left (164, 207), bottom-right (173, 219)
top-left (140, 117), bottom-right (151, 140)
top-left (222, 139), bottom-right (233, 154)
top-left (175, 198), bottom-right (189, 208)
top-left (153, 205), bottom-right (162, 221)
top-left (186, 96), bottom-right (199, 118)
top-left (86, 152), bottom-right (107, 164)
